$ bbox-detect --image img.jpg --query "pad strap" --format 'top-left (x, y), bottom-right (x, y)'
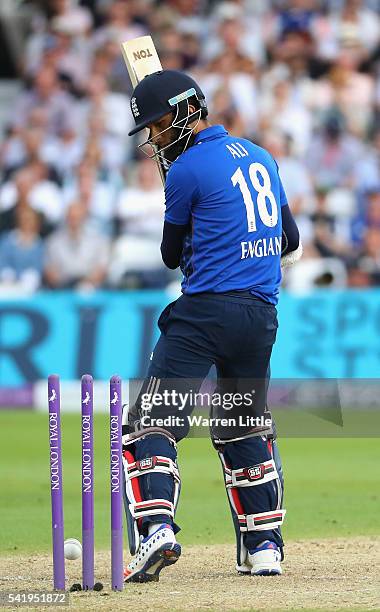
top-left (238, 509), bottom-right (286, 532)
top-left (123, 427), bottom-right (176, 446)
top-left (122, 448), bottom-right (181, 554)
top-left (126, 455), bottom-right (180, 482)
top-left (224, 459), bottom-right (278, 488)
top-left (130, 499), bottom-right (175, 519)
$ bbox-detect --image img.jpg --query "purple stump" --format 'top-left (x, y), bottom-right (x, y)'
top-left (110, 376), bottom-right (124, 591)
top-left (48, 374), bottom-right (65, 591)
top-left (81, 374), bottom-right (94, 590)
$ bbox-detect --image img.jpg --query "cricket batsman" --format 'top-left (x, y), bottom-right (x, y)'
top-left (121, 70), bottom-right (301, 582)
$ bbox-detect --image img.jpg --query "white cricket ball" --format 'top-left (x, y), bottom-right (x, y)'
top-left (64, 538), bottom-right (82, 560)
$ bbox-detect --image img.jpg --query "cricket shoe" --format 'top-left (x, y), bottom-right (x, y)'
top-left (247, 540), bottom-right (282, 576)
top-left (124, 524), bottom-right (181, 583)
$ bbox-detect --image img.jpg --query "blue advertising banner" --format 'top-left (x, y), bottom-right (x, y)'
top-left (0, 289), bottom-right (379, 386)
top-left (0, 291), bottom-right (167, 386)
top-left (275, 290), bottom-right (380, 378)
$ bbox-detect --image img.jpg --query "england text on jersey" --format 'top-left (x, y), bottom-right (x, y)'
top-left (240, 236), bottom-right (282, 259)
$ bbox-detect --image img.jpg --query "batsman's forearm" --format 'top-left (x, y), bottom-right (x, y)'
top-left (161, 220), bottom-right (188, 269)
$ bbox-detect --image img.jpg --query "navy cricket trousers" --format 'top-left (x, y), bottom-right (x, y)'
top-left (130, 292), bottom-right (284, 551)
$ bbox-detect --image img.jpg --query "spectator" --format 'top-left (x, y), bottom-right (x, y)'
top-left (305, 111), bottom-right (362, 190)
top-left (355, 129), bottom-right (380, 192)
top-left (1, 127), bottom-right (60, 184)
top-left (366, 191), bottom-right (380, 231)
top-left (1, 127), bottom-right (45, 181)
top-left (62, 160), bottom-right (118, 233)
top-left (11, 66), bottom-right (77, 136)
top-left (316, 0), bottom-right (380, 63)
top-left (153, 0), bottom-right (206, 38)
top-left (210, 87), bottom-right (246, 137)
top-left (204, 3), bottom-right (264, 67)
top-left (44, 201), bottom-right (110, 290)
top-left (199, 54), bottom-right (258, 137)
top-left (0, 162), bottom-right (63, 225)
top-left (262, 131), bottom-right (312, 215)
top-left (157, 27), bottom-right (187, 71)
top-left (351, 187), bottom-right (380, 245)
top-left (308, 44), bottom-right (375, 134)
top-left (355, 227), bottom-right (380, 285)
top-left (265, 0), bottom-right (319, 47)
top-left (40, 126), bottom-right (85, 182)
top-left (0, 206), bottom-right (44, 293)
top-left (109, 159), bottom-right (168, 288)
top-left (79, 73), bottom-right (133, 146)
top-left (92, 0), bottom-right (146, 49)
top-left (310, 187), bottom-right (351, 259)
top-left (346, 264), bottom-right (372, 288)
top-left (116, 158), bottom-right (164, 238)
top-left (258, 77), bottom-right (312, 155)
top-left (46, 0), bottom-right (93, 33)
top-left (23, 0), bottom-right (93, 76)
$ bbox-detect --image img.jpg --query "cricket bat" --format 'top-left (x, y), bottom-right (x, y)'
top-left (121, 35), bottom-right (168, 184)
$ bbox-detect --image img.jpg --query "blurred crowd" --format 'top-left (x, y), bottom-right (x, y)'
top-left (0, 0), bottom-right (380, 294)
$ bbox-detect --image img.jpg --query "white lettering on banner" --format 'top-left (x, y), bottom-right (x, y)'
top-left (8, 294), bottom-right (380, 388)
top-left (240, 237), bottom-right (282, 259)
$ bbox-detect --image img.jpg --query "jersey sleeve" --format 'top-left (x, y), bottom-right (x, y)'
top-left (164, 160), bottom-right (198, 225)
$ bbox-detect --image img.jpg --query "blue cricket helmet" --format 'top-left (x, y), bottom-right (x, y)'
top-left (128, 70), bottom-right (207, 136)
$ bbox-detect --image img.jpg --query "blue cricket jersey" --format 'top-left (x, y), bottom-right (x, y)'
top-left (164, 125), bottom-right (288, 305)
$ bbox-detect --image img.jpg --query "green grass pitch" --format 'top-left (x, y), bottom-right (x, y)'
top-left (0, 411), bottom-right (379, 555)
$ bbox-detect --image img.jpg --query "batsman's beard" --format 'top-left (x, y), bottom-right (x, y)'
top-left (153, 127), bottom-right (196, 164)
